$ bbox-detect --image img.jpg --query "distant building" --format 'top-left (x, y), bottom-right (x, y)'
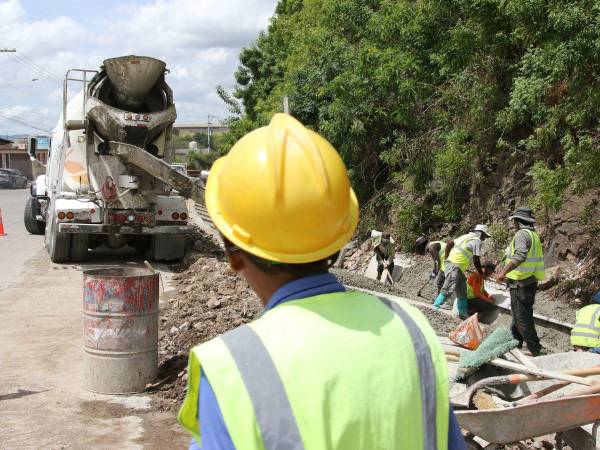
top-left (172, 123), bottom-right (229, 136)
top-left (0, 135), bottom-right (49, 179)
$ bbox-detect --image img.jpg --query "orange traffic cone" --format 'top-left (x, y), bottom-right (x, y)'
top-left (0, 209), bottom-right (5, 236)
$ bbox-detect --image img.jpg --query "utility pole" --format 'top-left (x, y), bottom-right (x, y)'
top-left (206, 114), bottom-right (219, 152)
top-left (283, 96), bottom-right (289, 114)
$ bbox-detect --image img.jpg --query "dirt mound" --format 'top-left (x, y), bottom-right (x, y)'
top-left (152, 235), bottom-right (262, 410)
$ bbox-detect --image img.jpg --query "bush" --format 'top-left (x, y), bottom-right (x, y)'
top-left (528, 162), bottom-right (570, 221)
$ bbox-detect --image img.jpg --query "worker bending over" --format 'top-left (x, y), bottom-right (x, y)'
top-left (179, 114), bottom-right (465, 450)
top-left (374, 231), bottom-right (395, 283)
top-left (497, 207), bottom-right (546, 356)
top-left (571, 291), bottom-right (600, 354)
top-left (434, 225), bottom-right (491, 318)
top-left (466, 261), bottom-right (496, 317)
top-left (415, 235), bottom-right (447, 294)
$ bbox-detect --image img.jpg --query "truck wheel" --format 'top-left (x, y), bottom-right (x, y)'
top-left (24, 197), bottom-right (45, 235)
top-left (148, 235), bottom-right (185, 261)
top-left (48, 218), bottom-right (71, 263)
top-left (70, 234), bottom-right (89, 262)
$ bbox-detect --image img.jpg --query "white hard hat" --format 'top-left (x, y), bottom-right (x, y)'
top-left (473, 224), bottom-right (491, 237)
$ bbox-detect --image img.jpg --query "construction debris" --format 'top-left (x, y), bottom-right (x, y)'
top-left (153, 235), bottom-right (262, 409)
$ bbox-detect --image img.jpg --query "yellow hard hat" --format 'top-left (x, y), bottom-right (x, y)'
top-left (205, 113), bottom-right (359, 264)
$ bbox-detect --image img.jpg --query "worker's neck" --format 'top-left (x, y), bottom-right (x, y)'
top-left (242, 268), bottom-right (301, 306)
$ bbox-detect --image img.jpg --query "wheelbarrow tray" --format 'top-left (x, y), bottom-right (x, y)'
top-left (455, 394), bottom-right (600, 444)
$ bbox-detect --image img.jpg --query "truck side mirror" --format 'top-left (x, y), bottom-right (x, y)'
top-left (27, 137), bottom-right (37, 161)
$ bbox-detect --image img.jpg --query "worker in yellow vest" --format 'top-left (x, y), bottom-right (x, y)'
top-left (434, 225), bottom-right (490, 318)
top-left (497, 207), bottom-right (546, 356)
top-left (415, 235), bottom-right (447, 294)
top-left (178, 114), bottom-right (466, 450)
top-left (571, 291), bottom-right (600, 354)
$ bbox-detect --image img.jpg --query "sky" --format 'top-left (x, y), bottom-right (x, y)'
top-left (0, 0), bottom-right (277, 136)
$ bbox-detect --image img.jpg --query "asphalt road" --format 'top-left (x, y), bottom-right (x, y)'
top-left (0, 188), bottom-right (188, 449)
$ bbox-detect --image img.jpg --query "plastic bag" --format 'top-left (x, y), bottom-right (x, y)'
top-left (449, 313), bottom-right (484, 350)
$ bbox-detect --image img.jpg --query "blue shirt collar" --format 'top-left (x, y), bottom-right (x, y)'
top-left (264, 272), bottom-right (345, 311)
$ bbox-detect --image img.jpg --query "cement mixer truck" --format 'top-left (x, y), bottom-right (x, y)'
top-left (24, 56), bottom-right (207, 262)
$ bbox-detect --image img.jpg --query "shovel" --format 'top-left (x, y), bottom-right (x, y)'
top-left (451, 364), bottom-right (600, 408)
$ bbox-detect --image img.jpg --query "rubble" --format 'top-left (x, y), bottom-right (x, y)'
top-left (153, 233), bottom-right (262, 409)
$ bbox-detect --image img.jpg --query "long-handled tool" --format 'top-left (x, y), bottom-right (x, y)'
top-left (451, 365), bottom-right (600, 408)
top-left (417, 278), bottom-right (430, 298)
top-left (447, 347), bottom-right (596, 387)
top-left (515, 365), bottom-right (600, 405)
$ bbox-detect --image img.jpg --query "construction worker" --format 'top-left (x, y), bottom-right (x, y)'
top-left (466, 261), bottom-right (496, 316)
top-left (497, 207), bottom-right (545, 356)
top-left (434, 225), bottom-right (491, 318)
top-left (178, 114), bottom-right (466, 450)
top-left (571, 291), bottom-right (600, 354)
top-left (415, 235), bottom-right (447, 293)
top-left (374, 231), bottom-right (395, 283)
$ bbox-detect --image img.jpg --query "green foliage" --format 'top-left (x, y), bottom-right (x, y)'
top-left (487, 222), bottom-right (510, 263)
top-left (528, 162), bottom-right (570, 219)
top-left (217, 0), bottom-right (600, 236)
top-left (188, 151), bottom-right (219, 171)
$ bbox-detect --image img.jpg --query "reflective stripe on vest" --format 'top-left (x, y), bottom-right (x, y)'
top-left (222, 325), bottom-right (304, 450)
top-left (376, 297), bottom-right (438, 450)
top-left (178, 291), bottom-right (450, 450)
top-left (506, 229), bottom-right (545, 281)
top-left (430, 241), bottom-right (446, 272)
top-left (571, 304), bottom-right (600, 348)
top-left (448, 233), bottom-right (478, 273)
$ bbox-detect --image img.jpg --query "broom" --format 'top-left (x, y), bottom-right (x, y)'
top-left (455, 327), bottom-right (519, 380)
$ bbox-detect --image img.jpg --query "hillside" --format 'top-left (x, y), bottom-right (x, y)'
top-left (217, 0), bottom-right (600, 302)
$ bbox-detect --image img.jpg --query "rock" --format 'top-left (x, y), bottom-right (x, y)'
top-left (179, 321), bottom-right (190, 331)
top-left (193, 321), bottom-right (204, 331)
top-left (169, 326), bottom-right (179, 336)
top-left (207, 297), bottom-right (222, 309)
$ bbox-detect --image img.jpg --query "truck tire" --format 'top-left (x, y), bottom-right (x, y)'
top-left (48, 218), bottom-right (71, 263)
top-left (148, 235), bottom-right (185, 261)
top-left (70, 234), bottom-right (89, 262)
top-left (23, 197), bottom-right (45, 235)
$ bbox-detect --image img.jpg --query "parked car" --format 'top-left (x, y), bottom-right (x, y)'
top-left (0, 168), bottom-right (28, 189)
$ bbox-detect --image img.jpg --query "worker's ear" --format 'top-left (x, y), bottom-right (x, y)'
top-left (226, 249), bottom-right (245, 273)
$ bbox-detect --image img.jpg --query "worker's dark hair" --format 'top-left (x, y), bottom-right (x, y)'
top-left (482, 260), bottom-right (496, 271)
top-left (222, 236), bottom-right (337, 277)
top-left (414, 235), bottom-right (429, 255)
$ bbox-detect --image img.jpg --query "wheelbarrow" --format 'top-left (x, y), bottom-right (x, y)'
top-left (455, 393), bottom-right (600, 444)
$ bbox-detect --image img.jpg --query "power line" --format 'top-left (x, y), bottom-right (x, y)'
top-left (0, 112), bottom-right (51, 133)
top-left (9, 53), bottom-right (62, 83)
top-left (14, 53), bottom-right (62, 81)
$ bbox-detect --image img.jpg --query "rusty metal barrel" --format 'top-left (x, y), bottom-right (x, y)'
top-left (83, 268), bottom-right (159, 393)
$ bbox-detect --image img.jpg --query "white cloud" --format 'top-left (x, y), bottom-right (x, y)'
top-left (0, 0), bottom-right (276, 134)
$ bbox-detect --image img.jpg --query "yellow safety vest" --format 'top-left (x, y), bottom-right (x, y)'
top-left (447, 233), bottom-right (480, 273)
top-left (430, 241), bottom-right (447, 272)
top-left (570, 304), bottom-right (600, 348)
top-left (179, 291), bottom-right (449, 450)
top-left (506, 229), bottom-right (545, 281)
